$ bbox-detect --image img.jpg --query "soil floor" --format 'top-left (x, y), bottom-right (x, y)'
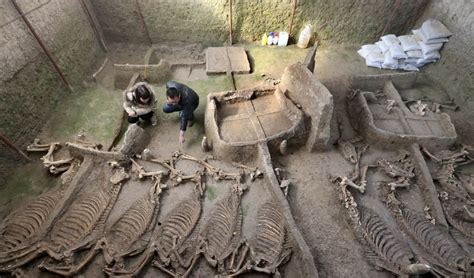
top-left (1, 41), bottom-right (473, 277)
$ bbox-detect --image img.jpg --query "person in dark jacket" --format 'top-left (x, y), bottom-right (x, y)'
top-left (163, 81), bottom-right (199, 145)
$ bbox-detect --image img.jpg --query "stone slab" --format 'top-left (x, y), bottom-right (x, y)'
top-left (205, 47), bottom-right (250, 74)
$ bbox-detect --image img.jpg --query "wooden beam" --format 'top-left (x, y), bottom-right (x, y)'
top-left (134, 0), bottom-right (152, 45)
top-left (288, 0), bottom-right (297, 38)
top-left (228, 0), bottom-right (233, 45)
top-left (10, 0), bottom-right (73, 92)
top-left (0, 133), bottom-right (31, 162)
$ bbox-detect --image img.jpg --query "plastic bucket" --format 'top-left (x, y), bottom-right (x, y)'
top-left (278, 32), bottom-right (289, 46)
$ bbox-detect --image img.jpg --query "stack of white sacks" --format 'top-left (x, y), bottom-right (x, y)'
top-left (358, 19), bottom-right (452, 71)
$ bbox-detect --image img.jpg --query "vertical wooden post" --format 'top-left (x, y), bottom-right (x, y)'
top-left (288, 0), bottom-right (297, 38)
top-left (135, 0), bottom-right (153, 45)
top-left (78, 0), bottom-right (108, 52)
top-left (229, 0), bottom-right (233, 45)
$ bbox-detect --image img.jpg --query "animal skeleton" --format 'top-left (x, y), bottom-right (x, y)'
top-left (0, 166), bottom-right (123, 273)
top-left (0, 188), bottom-right (62, 258)
top-left (333, 176), bottom-right (360, 222)
top-left (409, 100), bottom-right (427, 116)
top-left (183, 183), bottom-right (247, 276)
top-left (26, 138), bottom-right (60, 153)
top-left (421, 145), bottom-right (473, 164)
top-left (330, 175), bottom-right (366, 194)
top-left (458, 173), bottom-right (474, 195)
top-left (384, 191), bottom-right (472, 277)
top-left (40, 181), bottom-right (163, 276)
top-left (149, 158), bottom-right (184, 184)
top-left (26, 139), bottom-right (73, 174)
top-left (229, 201), bottom-right (292, 277)
top-left (403, 98), bottom-right (459, 112)
top-left (112, 186), bottom-right (203, 277)
top-left (232, 162), bottom-right (263, 182)
top-left (359, 208), bottom-right (431, 276)
top-left (334, 179), bottom-right (430, 277)
top-left (376, 158), bottom-right (414, 179)
top-left (375, 156), bottom-right (415, 191)
top-left (131, 158), bottom-right (169, 180)
top-left (430, 150), bottom-right (473, 202)
top-left (349, 144), bottom-right (369, 188)
top-left (423, 146), bottom-right (474, 244)
top-left (441, 197), bottom-right (474, 245)
top-left (176, 151), bottom-right (244, 182)
top-left (337, 140), bottom-right (358, 164)
top-left (385, 99), bottom-right (397, 113)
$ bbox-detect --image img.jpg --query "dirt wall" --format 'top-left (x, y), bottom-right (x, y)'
top-left (415, 0), bottom-right (474, 143)
top-left (0, 0), bottom-right (104, 184)
top-left (90, 0), bottom-right (429, 45)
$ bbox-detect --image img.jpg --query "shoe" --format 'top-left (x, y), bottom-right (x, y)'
top-left (188, 119), bottom-right (194, 127)
top-left (151, 115), bottom-right (157, 126)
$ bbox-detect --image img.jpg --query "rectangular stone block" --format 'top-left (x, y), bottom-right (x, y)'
top-left (279, 63), bottom-right (334, 152)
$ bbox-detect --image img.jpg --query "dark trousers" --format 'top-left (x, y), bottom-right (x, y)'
top-left (127, 111), bottom-right (154, 124)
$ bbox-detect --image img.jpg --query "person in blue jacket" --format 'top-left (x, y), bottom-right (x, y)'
top-left (163, 81), bottom-right (199, 145)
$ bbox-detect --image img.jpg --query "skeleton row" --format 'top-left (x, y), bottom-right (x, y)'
top-left (421, 145), bottom-right (474, 245)
top-left (331, 141), bottom-right (474, 277)
top-left (2, 140), bottom-right (295, 277)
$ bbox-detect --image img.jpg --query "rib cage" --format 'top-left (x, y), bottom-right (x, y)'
top-left (360, 209), bottom-right (414, 272)
top-left (253, 201), bottom-right (286, 263)
top-left (443, 205), bottom-right (474, 244)
top-left (105, 191), bottom-right (157, 255)
top-left (0, 189), bottom-right (61, 252)
top-left (401, 207), bottom-right (468, 270)
top-left (157, 195), bottom-right (202, 256)
top-left (202, 189), bottom-right (242, 259)
top-left (49, 188), bottom-right (110, 249)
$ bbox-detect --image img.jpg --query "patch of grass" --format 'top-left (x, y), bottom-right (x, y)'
top-left (246, 44), bottom-right (307, 76)
top-left (43, 85), bottom-right (123, 145)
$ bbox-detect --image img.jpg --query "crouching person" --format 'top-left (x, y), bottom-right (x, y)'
top-left (123, 82), bottom-right (157, 126)
top-left (162, 81), bottom-right (199, 146)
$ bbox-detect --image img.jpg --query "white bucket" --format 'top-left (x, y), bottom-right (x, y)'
top-left (278, 32), bottom-right (289, 46)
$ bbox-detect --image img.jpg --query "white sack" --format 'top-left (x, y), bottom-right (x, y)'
top-left (406, 50), bottom-right (423, 58)
top-left (389, 45), bottom-right (407, 59)
top-left (398, 35), bottom-right (420, 51)
top-left (382, 34), bottom-right (406, 59)
top-left (365, 52), bottom-right (383, 69)
top-left (357, 44), bottom-right (382, 58)
top-left (399, 62), bottom-right (420, 71)
top-left (423, 50), bottom-right (441, 60)
top-left (413, 28), bottom-right (449, 44)
top-left (419, 41), bottom-right (443, 55)
top-left (381, 34), bottom-right (400, 47)
top-left (421, 19), bottom-right (453, 40)
top-left (382, 51), bottom-right (398, 69)
top-left (375, 41), bottom-right (389, 53)
top-left (403, 57), bottom-right (419, 64)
